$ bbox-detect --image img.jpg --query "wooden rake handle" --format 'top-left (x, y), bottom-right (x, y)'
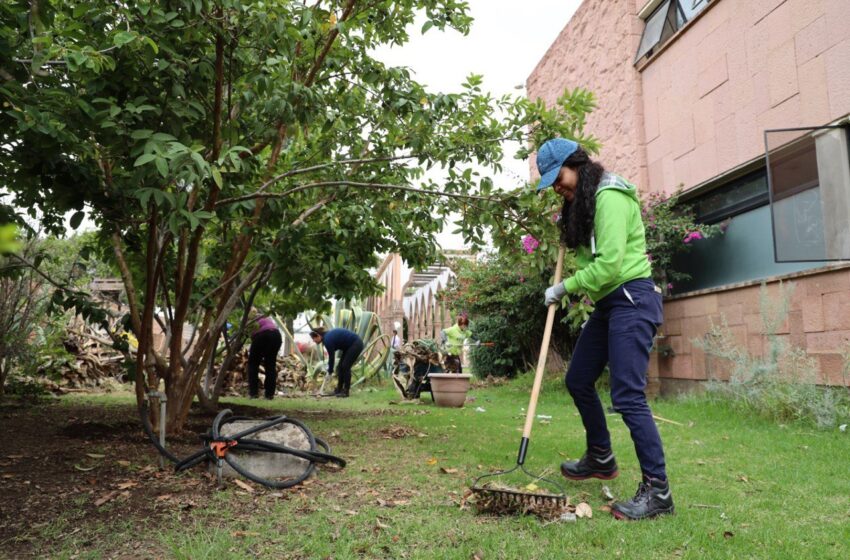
top-left (516, 245), bottom-right (566, 465)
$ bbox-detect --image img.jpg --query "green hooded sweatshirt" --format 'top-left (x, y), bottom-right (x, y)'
top-left (442, 324), bottom-right (469, 356)
top-left (562, 173), bottom-right (652, 303)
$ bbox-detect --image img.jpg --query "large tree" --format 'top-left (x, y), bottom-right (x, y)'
top-left (0, 0), bottom-right (596, 430)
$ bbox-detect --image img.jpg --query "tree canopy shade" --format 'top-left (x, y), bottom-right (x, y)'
top-left (0, 0), bottom-right (598, 430)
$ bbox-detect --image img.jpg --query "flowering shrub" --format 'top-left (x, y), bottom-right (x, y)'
top-left (439, 254), bottom-right (578, 377)
top-left (521, 234), bottom-right (539, 254)
top-left (642, 190), bottom-right (722, 295)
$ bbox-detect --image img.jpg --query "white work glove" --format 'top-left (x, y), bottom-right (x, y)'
top-left (544, 281), bottom-right (567, 306)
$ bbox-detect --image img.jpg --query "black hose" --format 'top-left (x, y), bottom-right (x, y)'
top-left (139, 402), bottom-right (346, 488)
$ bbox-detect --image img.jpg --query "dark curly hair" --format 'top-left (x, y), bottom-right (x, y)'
top-left (558, 148), bottom-right (606, 249)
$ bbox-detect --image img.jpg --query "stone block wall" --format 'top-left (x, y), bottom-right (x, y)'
top-left (527, 0), bottom-right (648, 187)
top-left (657, 266), bottom-right (850, 390)
top-left (640, 0), bottom-right (850, 194)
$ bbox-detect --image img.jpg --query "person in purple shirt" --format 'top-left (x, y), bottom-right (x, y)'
top-left (247, 310), bottom-right (282, 399)
top-left (309, 327), bottom-right (364, 398)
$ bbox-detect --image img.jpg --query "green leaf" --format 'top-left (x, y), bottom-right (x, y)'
top-left (69, 211), bottom-right (84, 229)
top-left (143, 36), bottom-right (159, 54)
top-left (182, 210), bottom-right (199, 230)
top-left (131, 129), bottom-right (153, 140)
top-left (136, 188), bottom-right (154, 207)
top-left (155, 157), bottom-right (168, 178)
top-left (211, 167), bottom-right (223, 188)
top-left (134, 153), bottom-right (156, 167)
top-left (113, 31), bottom-right (137, 47)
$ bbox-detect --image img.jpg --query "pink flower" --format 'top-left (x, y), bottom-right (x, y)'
top-left (683, 231), bottom-right (704, 244)
top-left (522, 234), bottom-right (539, 254)
top-left (551, 212), bottom-right (561, 223)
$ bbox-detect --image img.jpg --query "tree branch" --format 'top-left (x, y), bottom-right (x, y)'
top-left (246, 154), bottom-right (421, 199)
top-left (291, 194), bottom-right (335, 228)
top-left (110, 233), bottom-right (142, 336)
top-left (5, 254), bottom-right (89, 298)
top-left (216, 180), bottom-right (510, 208)
top-left (304, 0), bottom-right (357, 87)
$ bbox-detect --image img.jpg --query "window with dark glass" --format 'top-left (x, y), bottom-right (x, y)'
top-left (670, 125), bottom-right (850, 293)
top-left (692, 170), bottom-right (768, 224)
top-left (635, 0), bottom-right (711, 64)
top-left (672, 167), bottom-right (826, 293)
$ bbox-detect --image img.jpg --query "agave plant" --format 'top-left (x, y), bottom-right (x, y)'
top-left (281, 300), bottom-right (391, 394)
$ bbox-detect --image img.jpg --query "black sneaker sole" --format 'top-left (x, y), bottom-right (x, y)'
top-left (611, 505), bottom-right (674, 521)
top-left (561, 469), bottom-right (619, 481)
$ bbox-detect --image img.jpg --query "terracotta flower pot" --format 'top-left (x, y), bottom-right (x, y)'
top-left (428, 373), bottom-right (472, 408)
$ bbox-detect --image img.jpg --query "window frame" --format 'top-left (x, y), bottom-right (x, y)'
top-left (634, 0), bottom-right (713, 65)
top-left (690, 168), bottom-right (769, 225)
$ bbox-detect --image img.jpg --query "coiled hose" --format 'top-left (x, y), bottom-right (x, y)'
top-left (139, 403), bottom-right (346, 489)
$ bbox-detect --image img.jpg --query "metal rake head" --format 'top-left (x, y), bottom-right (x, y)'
top-left (470, 464), bottom-right (569, 518)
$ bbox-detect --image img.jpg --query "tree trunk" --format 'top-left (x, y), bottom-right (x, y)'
top-left (283, 317), bottom-right (294, 355)
top-left (0, 357), bottom-right (7, 396)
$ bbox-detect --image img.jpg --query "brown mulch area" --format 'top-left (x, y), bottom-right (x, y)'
top-left (0, 398), bottom-right (372, 558)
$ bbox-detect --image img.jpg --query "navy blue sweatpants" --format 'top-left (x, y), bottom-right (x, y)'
top-left (565, 278), bottom-right (668, 480)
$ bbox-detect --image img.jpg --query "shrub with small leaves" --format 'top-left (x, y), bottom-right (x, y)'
top-left (696, 282), bottom-right (850, 428)
top-left (440, 253), bottom-right (579, 377)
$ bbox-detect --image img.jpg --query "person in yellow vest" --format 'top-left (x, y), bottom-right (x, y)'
top-left (440, 316), bottom-right (470, 373)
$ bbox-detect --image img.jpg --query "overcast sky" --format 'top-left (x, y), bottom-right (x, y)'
top-left (372, 0), bottom-right (582, 247)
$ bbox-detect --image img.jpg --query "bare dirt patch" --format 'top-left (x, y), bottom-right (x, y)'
top-left (0, 399), bottom-right (374, 558)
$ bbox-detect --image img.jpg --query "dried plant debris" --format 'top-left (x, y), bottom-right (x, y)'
top-left (469, 482), bottom-right (571, 521)
top-left (378, 426), bottom-right (418, 439)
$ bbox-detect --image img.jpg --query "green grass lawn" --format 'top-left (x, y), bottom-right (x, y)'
top-left (35, 377), bottom-right (850, 559)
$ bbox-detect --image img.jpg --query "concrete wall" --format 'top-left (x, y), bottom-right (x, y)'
top-left (641, 0), bottom-right (850, 193)
top-left (527, 0), bottom-right (648, 187)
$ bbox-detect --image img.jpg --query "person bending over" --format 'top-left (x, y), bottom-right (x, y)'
top-left (310, 327), bottom-right (364, 398)
top-left (247, 310), bottom-right (282, 400)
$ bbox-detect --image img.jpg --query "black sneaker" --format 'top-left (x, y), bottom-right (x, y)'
top-left (611, 477), bottom-right (674, 520)
top-left (335, 390), bottom-right (349, 398)
top-left (560, 448), bottom-right (619, 480)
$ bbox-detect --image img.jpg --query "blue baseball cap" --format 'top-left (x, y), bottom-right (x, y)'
top-left (535, 138), bottom-right (579, 191)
